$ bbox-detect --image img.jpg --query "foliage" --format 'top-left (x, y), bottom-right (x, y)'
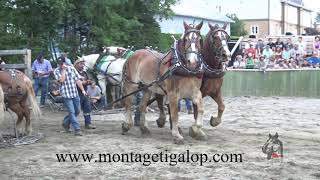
top-left (0, 0), bottom-right (178, 63)
top-left (226, 13), bottom-right (247, 36)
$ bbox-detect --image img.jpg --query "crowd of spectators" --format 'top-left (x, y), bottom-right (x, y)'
top-left (231, 36), bottom-right (320, 70)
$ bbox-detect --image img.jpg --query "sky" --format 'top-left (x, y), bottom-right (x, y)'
top-left (173, 0), bottom-right (320, 22)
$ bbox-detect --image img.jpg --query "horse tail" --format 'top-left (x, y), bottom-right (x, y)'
top-left (25, 76), bottom-right (41, 118)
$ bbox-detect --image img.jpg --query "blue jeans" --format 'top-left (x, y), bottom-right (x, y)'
top-left (63, 96), bottom-right (81, 131)
top-left (178, 99), bottom-right (192, 110)
top-left (79, 93), bottom-right (92, 125)
top-left (33, 77), bottom-right (49, 105)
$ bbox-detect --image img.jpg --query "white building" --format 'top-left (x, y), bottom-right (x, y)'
top-left (212, 0), bottom-right (314, 36)
top-left (156, 1), bottom-right (233, 35)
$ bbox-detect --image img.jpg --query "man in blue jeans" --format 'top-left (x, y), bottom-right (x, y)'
top-left (32, 53), bottom-right (53, 108)
top-left (74, 59), bottom-right (96, 129)
top-left (54, 57), bottom-right (87, 136)
top-left (178, 99), bottom-right (193, 114)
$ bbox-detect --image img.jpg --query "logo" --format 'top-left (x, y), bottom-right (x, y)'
top-left (262, 133), bottom-right (283, 160)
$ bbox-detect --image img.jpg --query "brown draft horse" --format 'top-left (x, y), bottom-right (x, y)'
top-left (194, 23), bottom-right (231, 127)
top-left (122, 21), bottom-right (205, 144)
top-left (0, 70), bottom-right (41, 141)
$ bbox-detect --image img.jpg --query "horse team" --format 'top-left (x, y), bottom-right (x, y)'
top-left (0, 21), bottom-right (230, 144)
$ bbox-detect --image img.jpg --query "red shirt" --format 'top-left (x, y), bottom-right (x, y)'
top-left (245, 48), bottom-right (256, 59)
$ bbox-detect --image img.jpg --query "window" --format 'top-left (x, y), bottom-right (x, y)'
top-left (251, 25), bottom-right (259, 35)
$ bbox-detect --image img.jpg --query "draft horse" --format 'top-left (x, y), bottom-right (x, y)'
top-left (0, 70), bottom-right (41, 142)
top-left (77, 47), bottom-right (133, 107)
top-left (194, 23), bottom-right (231, 127)
top-left (122, 21), bottom-right (205, 144)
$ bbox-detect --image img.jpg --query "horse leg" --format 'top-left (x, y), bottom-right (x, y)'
top-left (210, 90), bottom-right (225, 127)
top-left (21, 100), bottom-right (32, 135)
top-left (139, 89), bottom-right (152, 134)
top-left (155, 94), bottom-right (166, 128)
top-left (121, 84), bottom-right (136, 134)
top-left (168, 93), bottom-right (184, 144)
top-left (97, 76), bottom-right (108, 108)
top-left (189, 90), bottom-right (206, 140)
top-left (9, 104), bottom-right (25, 136)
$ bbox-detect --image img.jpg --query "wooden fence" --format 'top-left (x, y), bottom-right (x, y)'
top-left (0, 49), bottom-right (32, 78)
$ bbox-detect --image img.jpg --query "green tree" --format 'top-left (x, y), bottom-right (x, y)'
top-left (226, 13), bottom-right (247, 37)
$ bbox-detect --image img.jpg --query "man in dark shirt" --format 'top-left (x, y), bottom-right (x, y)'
top-left (74, 59), bottom-right (96, 129)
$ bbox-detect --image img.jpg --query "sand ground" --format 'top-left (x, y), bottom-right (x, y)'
top-left (0, 96), bottom-right (319, 180)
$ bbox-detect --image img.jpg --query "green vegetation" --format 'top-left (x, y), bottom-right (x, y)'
top-left (226, 13), bottom-right (247, 37)
top-left (0, 0), bottom-right (178, 63)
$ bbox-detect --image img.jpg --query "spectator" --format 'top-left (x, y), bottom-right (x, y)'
top-left (307, 51), bottom-right (320, 68)
top-left (61, 52), bottom-right (72, 65)
top-left (266, 56), bottom-right (276, 69)
top-left (255, 39), bottom-right (265, 56)
top-left (275, 38), bottom-right (285, 49)
top-left (245, 44), bottom-right (256, 59)
top-left (301, 60), bottom-right (311, 68)
top-left (263, 45), bottom-right (274, 60)
top-left (274, 59), bottom-right (288, 69)
top-left (48, 80), bottom-right (63, 103)
top-left (178, 99), bottom-right (193, 114)
top-left (74, 59), bottom-right (96, 129)
top-left (267, 38), bottom-right (276, 49)
top-left (246, 53), bottom-right (255, 69)
top-left (274, 47), bottom-right (282, 60)
top-left (285, 38), bottom-right (294, 49)
top-left (282, 46), bottom-right (291, 60)
top-left (54, 57), bottom-right (87, 136)
top-left (295, 36), bottom-right (306, 52)
top-left (314, 36), bottom-right (320, 55)
top-left (239, 57), bottom-right (246, 68)
top-left (32, 52), bottom-right (53, 108)
top-left (290, 44), bottom-right (304, 62)
top-left (87, 81), bottom-right (106, 110)
top-left (256, 56), bottom-right (267, 70)
top-left (244, 39), bottom-right (252, 49)
top-left (233, 55), bottom-right (242, 68)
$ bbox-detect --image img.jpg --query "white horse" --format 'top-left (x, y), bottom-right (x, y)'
top-left (78, 47), bottom-right (133, 106)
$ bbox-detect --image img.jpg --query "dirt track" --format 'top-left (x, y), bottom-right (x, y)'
top-left (0, 96), bottom-right (319, 179)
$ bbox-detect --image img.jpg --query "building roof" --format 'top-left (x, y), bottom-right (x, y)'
top-left (171, 1), bottom-right (234, 23)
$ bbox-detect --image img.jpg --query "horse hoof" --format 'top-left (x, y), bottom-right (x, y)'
top-left (156, 118), bottom-right (166, 128)
top-left (189, 126), bottom-right (207, 141)
top-left (140, 126), bottom-right (151, 135)
top-left (210, 116), bottom-right (221, 127)
top-left (121, 122), bottom-right (131, 134)
top-left (173, 138), bottom-right (184, 145)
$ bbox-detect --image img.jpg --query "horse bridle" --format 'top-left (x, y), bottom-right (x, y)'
top-left (210, 28), bottom-right (230, 63)
top-left (176, 28), bottom-right (204, 71)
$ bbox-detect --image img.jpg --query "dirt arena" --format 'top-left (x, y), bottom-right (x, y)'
top-left (0, 96), bottom-right (319, 179)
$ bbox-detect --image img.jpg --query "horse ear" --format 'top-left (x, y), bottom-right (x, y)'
top-left (274, 132), bottom-right (278, 139)
top-left (223, 23), bottom-right (228, 30)
top-left (208, 23), bottom-right (215, 31)
top-left (269, 133), bottom-right (272, 138)
top-left (77, 56), bottom-right (81, 60)
top-left (183, 21), bottom-right (190, 30)
top-left (196, 21), bottom-right (203, 30)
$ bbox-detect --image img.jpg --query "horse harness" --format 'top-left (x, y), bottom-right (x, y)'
top-left (2, 70), bottom-right (27, 108)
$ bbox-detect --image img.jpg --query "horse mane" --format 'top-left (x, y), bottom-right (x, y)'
top-left (202, 29), bottom-right (220, 69)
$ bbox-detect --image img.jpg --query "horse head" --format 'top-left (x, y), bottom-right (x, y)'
top-left (204, 23), bottom-right (230, 68)
top-left (262, 133), bottom-right (283, 159)
top-left (177, 21), bottom-right (203, 70)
